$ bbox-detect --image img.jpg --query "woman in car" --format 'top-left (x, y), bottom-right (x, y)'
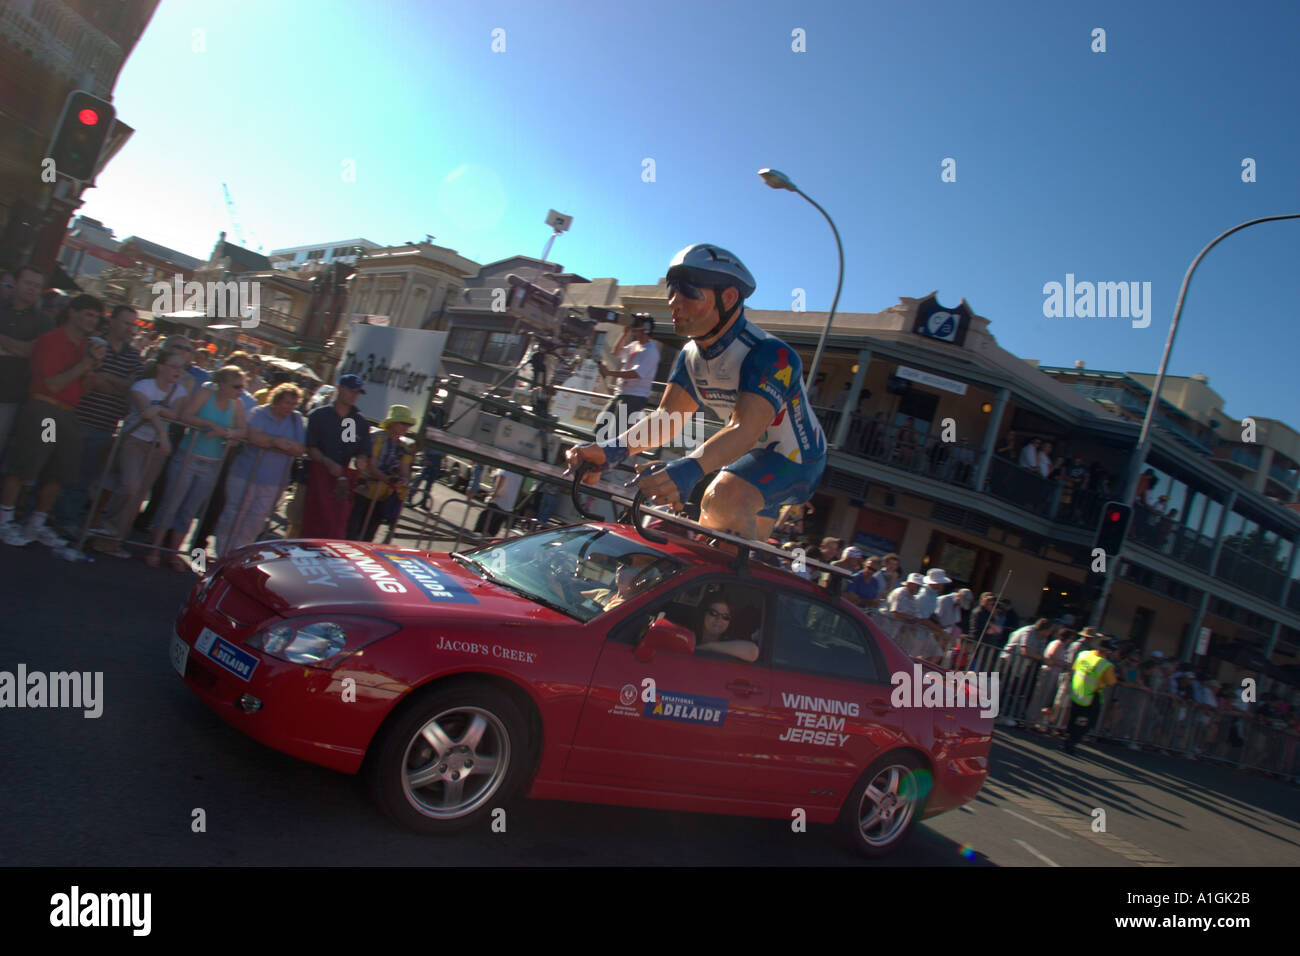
top-left (693, 595), bottom-right (758, 662)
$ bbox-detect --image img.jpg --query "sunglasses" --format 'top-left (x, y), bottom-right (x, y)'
top-left (706, 608), bottom-right (731, 621)
top-left (667, 279), bottom-right (709, 301)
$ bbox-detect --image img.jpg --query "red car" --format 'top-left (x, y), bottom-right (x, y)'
top-left (171, 523), bottom-right (992, 857)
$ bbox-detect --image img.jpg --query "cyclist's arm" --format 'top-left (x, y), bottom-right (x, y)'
top-left (613, 383), bottom-right (698, 456)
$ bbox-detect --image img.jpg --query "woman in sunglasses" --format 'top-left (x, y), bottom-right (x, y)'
top-left (693, 595), bottom-right (758, 662)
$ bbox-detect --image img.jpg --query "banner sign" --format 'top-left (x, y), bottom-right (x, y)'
top-left (337, 323), bottom-right (447, 426)
top-left (911, 293), bottom-right (972, 347)
top-left (896, 365), bottom-right (968, 395)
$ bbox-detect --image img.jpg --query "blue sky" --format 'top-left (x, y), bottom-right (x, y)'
top-left (81, 0), bottom-right (1299, 424)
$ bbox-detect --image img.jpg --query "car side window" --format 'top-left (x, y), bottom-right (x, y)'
top-left (607, 578), bottom-right (764, 664)
top-left (768, 590), bottom-right (884, 683)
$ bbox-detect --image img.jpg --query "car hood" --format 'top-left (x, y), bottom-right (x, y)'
top-left (216, 539), bottom-right (570, 624)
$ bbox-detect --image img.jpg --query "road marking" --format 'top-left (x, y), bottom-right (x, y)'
top-left (982, 780), bottom-right (1172, 866)
top-left (1002, 806), bottom-right (1072, 840)
top-left (1013, 839), bottom-right (1059, 867)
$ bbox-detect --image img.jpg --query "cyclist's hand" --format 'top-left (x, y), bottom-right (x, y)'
top-left (635, 461), bottom-right (683, 510)
top-left (565, 443), bottom-right (605, 485)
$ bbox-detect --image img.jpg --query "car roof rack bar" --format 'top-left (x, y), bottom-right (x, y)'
top-left (425, 428), bottom-right (857, 583)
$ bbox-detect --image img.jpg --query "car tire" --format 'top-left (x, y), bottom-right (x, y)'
top-left (368, 683), bottom-right (531, 834)
top-left (837, 753), bottom-right (930, 858)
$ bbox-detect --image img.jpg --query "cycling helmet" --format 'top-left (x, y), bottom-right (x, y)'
top-left (666, 244), bottom-right (756, 299)
top-left (666, 243), bottom-right (755, 337)
top-left (630, 312), bottom-right (655, 335)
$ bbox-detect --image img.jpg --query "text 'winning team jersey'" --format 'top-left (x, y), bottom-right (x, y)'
top-left (668, 313), bottom-right (826, 464)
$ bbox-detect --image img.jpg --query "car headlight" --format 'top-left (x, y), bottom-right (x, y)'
top-left (246, 616), bottom-right (400, 666)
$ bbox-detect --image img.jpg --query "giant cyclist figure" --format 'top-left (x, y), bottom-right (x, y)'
top-left (566, 243), bottom-right (826, 541)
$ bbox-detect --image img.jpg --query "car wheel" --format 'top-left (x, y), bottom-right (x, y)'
top-left (837, 753), bottom-right (930, 858)
top-left (368, 684), bottom-right (530, 834)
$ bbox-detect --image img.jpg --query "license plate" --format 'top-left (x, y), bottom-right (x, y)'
top-left (195, 626), bottom-right (258, 682)
top-left (170, 631), bottom-right (189, 678)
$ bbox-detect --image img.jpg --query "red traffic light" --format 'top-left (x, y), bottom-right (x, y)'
top-left (77, 108), bottom-right (100, 126)
top-left (1108, 510), bottom-right (1122, 522)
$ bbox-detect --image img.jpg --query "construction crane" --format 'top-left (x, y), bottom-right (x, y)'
top-left (221, 182), bottom-right (262, 252)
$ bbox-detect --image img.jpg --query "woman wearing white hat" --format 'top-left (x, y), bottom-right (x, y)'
top-left (884, 573), bottom-right (944, 662)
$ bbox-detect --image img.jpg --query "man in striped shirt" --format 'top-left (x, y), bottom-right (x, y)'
top-left (53, 305), bottom-right (142, 533)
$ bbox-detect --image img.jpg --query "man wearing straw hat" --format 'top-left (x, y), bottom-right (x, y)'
top-left (347, 403), bottom-right (415, 542)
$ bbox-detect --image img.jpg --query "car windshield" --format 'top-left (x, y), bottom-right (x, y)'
top-left (455, 527), bottom-right (680, 623)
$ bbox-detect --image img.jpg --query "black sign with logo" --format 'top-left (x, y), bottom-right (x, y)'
top-left (912, 294), bottom-right (972, 346)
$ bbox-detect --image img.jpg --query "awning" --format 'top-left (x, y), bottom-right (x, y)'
top-left (50, 264), bottom-right (82, 291)
top-left (260, 356), bottom-right (322, 381)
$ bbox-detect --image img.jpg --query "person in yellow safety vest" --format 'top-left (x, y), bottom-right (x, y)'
top-left (1063, 636), bottom-right (1118, 755)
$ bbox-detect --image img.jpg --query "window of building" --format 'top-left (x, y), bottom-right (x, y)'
top-left (447, 328), bottom-right (486, 359)
top-left (1221, 511), bottom-right (1246, 550)
top-left (482, 331), bottom-right (522, 365)
top-left (306, 249), bottom-right (325, 260)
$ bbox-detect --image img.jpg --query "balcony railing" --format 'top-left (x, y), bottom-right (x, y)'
top-left (1215, 547), bottom-right (1289, 602)
top-left (1268, 461), bottom-right (1299, 491)
top-left (835, 420), bottom-right (979, 490)
top-left (1287, 579), bottom-right (1300, 615)
top-left (1213, 445), bottom-right (1263, 469)
top-left (1130, 503), bottom-right (1215, 572)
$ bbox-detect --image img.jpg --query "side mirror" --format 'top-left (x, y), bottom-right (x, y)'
top-left (634, 618), bottom-right (696, 662)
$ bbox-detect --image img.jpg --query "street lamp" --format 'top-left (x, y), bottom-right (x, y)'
top-left (1088, 213), bottom-right (1300, 630)
top-left (758, 168), bottom-right (844, 399)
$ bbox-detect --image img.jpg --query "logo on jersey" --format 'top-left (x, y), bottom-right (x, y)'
top-left (774, 349), bottom-right (793, 387)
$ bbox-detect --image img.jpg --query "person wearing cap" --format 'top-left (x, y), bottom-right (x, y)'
top-left (302, 374), bottom-right (370, 539)
top-left (998, 618), bottom-right (1055, 726)
top-left (819, 543), bottom-right (864, 589)
top-left (595, 313), bottom-right (660, 438)
top-left (1032, 626), bottom-right (1076, 732)
top-left (567, 244), bottom-right (826, 543)
top-left (933, 579), bottom-right (968, 661)
top-left (347, 403), bottom-right (415, 542)
top-left (883, 573), bottom-right (943, 662)
top-left (1063, 635), bottom-right (1119, 754)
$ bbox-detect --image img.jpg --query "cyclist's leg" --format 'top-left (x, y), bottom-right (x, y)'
top-left (701, 449), bottom-right (824, 541)
top-left (698, 470), bottom-right (770, 540)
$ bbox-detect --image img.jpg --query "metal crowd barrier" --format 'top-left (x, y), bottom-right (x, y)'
top-left (74, 411), bottom-right (289, 563)
top-left (852, 615), bottom-right (1300, 778)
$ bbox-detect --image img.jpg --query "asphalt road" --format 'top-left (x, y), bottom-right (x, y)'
top-left (2, 492), bottom-right (1298, 867)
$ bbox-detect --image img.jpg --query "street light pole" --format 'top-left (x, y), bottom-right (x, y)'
top-left (758, 168), bottom-right (844, 395)
top-left (1088, 213), bottom-right (1300, 630)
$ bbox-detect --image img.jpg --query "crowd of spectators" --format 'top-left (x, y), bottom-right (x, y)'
top-left (993, 431), bottom-right (1117, 522)
top-left (768, 511), bottom-right (975, 665)
top-left (0, 273), bottom-right (411, 566)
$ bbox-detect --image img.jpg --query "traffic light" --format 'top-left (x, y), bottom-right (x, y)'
top-left (1093, 501), bottom-right (1132, 556)
top-left (48, 91), bottom-right (116, 183)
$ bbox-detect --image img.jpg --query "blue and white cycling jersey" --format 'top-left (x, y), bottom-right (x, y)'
top-left (667, 312), bottom-right (826, 465)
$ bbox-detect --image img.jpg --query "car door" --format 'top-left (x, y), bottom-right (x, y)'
top-left (750, 587), bottom-right (906, 811)
top-left (565, 576), bottom-right (770, 799)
